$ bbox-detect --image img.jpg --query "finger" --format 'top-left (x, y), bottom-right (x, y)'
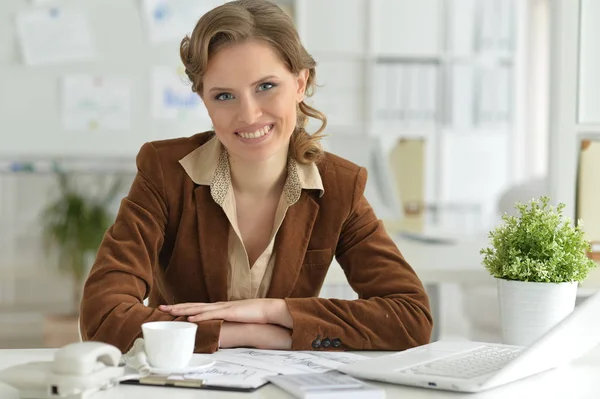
top-left (169, 306), bottom-right (208, 316)
top-left (188, 303), bottom-right (231, 312)
top-left (160, 303), bottom-right (204, 311)
top-left (175, 301), bottom-right (229, 309)
top-left (170, 303), bottom-right (231, 316)
top-left (161, 303), bottom-right (214, 313)
top-left (188, 310), bottom-right (227, 322)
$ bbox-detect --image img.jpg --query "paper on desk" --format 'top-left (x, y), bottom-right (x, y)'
top-left (210, 349), bottom-right (369, 375)
top-left (178, 361), bottom-right (276, 389)
top-left (298, 351), bottom-right (369, 365)
top-left (121, 361), bottom-right (275, 389)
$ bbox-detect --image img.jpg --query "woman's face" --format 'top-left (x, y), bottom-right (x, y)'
top-left (201, 40), bottom-right (308, 164)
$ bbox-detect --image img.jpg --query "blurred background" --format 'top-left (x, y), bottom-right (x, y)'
top-left (0, 0), bottom-right (598, 349)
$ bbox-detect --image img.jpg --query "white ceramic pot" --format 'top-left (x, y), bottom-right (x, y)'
top-left (497, 278), bottom-right (578, 346)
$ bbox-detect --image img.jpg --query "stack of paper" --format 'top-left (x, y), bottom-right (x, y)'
top-left (122, 348), bottom-right (370, 391)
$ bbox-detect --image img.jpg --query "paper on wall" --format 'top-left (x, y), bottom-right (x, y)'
top-left (140, 0), bottom-right (224, 43)
top-left (151, 65), bottom-right (210, 120)
top-left (15, 8), bottom-right (95, 66)
top-left (61, 75), bottom-right (132, 131)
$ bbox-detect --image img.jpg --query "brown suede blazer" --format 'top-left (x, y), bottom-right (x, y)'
top-left (80, 132), bottom-right (433, 354)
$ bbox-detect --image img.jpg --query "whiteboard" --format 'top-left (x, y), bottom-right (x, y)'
top-left (0, 0), bottom-right (214, 157)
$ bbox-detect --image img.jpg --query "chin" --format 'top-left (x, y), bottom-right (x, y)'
top-left (237, 146), bottom-right (286, 164)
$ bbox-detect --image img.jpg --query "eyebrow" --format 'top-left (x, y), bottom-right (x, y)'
top-left (208, 75), bottom-right (279, 93)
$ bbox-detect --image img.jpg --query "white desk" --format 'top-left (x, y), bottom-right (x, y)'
top-left (324, 236), bottom-right (494, 341)
top-left (2, 347), bottom-right (600, 398)
top-left (324, 235), bottom-right (600, 341)
top-left (326, 235), bottom-right (600, 287)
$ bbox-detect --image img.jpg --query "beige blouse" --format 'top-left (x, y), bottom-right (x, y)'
top-left (179, 136), bottom-right (324, 300)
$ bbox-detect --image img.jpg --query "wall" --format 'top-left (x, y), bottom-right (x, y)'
top-left (0, 0), bottom-right (212, 158)
top-left (0, 0), bottom-right (206, 316)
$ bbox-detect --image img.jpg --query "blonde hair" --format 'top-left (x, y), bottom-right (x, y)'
top-left (180, 0), bottom-right (327, 164)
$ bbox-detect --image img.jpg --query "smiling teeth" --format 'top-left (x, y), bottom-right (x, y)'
top-left (238, 125), bottom-right (272, 139)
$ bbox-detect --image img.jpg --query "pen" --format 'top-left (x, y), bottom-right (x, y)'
top-left (137, 376), bottom-right (205, 388)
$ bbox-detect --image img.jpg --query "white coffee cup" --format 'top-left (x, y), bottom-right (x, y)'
top-left (141, 321), bottom-right (198, 369)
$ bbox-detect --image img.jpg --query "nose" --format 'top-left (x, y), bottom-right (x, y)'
top-left (237, 95), bottom-right (262, 125)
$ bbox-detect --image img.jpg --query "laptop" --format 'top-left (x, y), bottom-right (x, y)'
top-left (338, 290), bottom-right (600, 392)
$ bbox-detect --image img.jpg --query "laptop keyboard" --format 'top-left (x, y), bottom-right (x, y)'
top-left (400, 346), bottom-right (523, 379)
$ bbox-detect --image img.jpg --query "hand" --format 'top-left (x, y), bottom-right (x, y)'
top-left (160, 299), bottom-right (275, 324)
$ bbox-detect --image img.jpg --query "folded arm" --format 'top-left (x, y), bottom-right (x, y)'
top-left (283, 167), bottom-right (433, 351)
top-left (80, 143), bottom-right (224, 353)
top-left (157, 167), bottom-right (432, 351)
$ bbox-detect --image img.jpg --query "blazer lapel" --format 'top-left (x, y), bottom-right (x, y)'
top-left (267, 192), bottom-right (319, 298)
top-left (195, 185), bottom-right (229, 302)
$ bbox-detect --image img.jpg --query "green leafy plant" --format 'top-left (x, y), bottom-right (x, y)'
top-left (41, 169), bottom-right (122, 312)
top-left (480, 196), bottom-right (597, 283)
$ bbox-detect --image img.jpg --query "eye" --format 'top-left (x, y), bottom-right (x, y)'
top-left (215, 93), bottom-right (234, 101)
top-left (257, 82), bottom-right (276, 92)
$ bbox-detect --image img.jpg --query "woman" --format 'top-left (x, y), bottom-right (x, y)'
top-left (80, 0), bottom-right (432, 353)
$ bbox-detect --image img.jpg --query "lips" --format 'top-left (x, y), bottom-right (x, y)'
top-left (235, 124), bottom-right (273, 139)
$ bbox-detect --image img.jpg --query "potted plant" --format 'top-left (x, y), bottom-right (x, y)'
top-left (41, 168), bottom-right (122, 313)
top-left (480, 196), bottom-right (597, 346)
top-left (40, 168), bottom-right (122, 347)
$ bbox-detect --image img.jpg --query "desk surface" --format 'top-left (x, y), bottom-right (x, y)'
top-left (2, 346), bottom-right (600, 398)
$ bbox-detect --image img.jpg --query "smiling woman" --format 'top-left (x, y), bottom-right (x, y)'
top-left (79, 0), bottom-right (433, 354)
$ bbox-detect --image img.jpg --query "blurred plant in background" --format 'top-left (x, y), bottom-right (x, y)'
top-left (41, 167), bottom-right (122, 313)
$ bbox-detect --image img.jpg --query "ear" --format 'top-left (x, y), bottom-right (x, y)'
top-left (295, 69), bottom-right (309, 103)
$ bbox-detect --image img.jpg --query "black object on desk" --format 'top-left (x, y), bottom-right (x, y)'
top-left (120, 375), bottom-right (266, 392)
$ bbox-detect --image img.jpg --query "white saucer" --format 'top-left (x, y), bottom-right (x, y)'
top-left (147, 357), bottom-right (215, 375)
